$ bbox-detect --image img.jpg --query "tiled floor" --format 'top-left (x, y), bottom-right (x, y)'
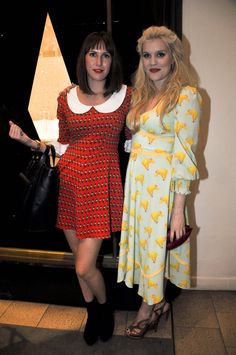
top-left (0, 290), bottom-right (235, 354)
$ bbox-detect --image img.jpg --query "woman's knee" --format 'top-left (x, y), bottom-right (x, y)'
top-left (75, 262), bottom-right (96, 281)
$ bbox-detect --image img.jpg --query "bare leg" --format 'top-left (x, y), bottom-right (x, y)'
top-left (132, 301), bottom-right (153, 325)
top-left (64, 230), bottom-right (106, 303)
top-left (64, 230), bottom-right (113, 345)
top-left (75, 238), bottom-right (106, 303)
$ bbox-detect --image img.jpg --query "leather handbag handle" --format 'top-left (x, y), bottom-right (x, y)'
top-left (38, 144), bottom-right (56, 167)
top-left (47, 144), bottom-right (56, 167)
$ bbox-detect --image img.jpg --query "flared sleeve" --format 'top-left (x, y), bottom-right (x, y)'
top-left (170, 86), bottom-right (202, 195)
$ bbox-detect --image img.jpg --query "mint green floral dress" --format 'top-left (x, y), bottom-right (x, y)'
top-left (117, 86), bottom-right (202, 305)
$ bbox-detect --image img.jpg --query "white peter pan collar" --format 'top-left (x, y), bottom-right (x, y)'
top-left (67, 84), bottom-right (127, 113)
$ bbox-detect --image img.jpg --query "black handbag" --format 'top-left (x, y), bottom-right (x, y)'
top-left (17, 144), bottom-right (59, 232)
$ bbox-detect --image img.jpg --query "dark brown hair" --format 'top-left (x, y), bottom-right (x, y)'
top-left (76, 31), bottom-right (123, 96)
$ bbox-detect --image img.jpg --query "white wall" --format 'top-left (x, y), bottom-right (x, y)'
top-left (183, 0), bottom-right (236, 289)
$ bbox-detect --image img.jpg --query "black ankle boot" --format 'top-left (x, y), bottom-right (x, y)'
top-left (98, 301), bottom-right (115, 342)
top-left (83, 298), bottom-right (99, 346)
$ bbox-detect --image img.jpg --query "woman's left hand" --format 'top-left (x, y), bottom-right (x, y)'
top-left (169, 214), bottom-right (185, 241)
top-left (9, 121), bottom-right (25, 142)
top-left (169, 193), bottom-right (186, 241)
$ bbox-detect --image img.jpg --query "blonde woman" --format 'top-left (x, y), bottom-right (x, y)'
top-left (117, 26), bottom-right (202, 338)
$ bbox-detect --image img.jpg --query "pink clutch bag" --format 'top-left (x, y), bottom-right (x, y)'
top-left (166, 225), bottom-right (192, 250)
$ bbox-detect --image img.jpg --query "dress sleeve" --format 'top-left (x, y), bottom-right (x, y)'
top-left (170, 86), bottom-right (202, 195)
top-left (57, 93), bottom-right (70, 144)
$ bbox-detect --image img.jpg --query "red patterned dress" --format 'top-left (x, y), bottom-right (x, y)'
top-left (56, 85), bottom-right (132, 239)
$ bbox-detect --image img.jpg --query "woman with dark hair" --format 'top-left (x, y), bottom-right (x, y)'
top-left (9, 31), bottom-right (132, 346)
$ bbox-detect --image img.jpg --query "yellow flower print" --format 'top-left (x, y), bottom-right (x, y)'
top-left (121, 221), bottom-right (128, 231)
top-left (183, 266), bottom-right (190, 275)
top-left (174, 151), bottom-right (186, 163)
top-left (186, 86), bottom-right (197, 93)
top-left (163, 123), bottom-right (170, 131)
top-left (128, 276), bottom-right (133, 284)
top-left (128, 226), bottom-right (134, 234)
top-left (144, 226), bottom-right (153, 238)
top-left (178, 280), bottom-right (189, 288)
top-left (188, 165), bottom-right (197, 176)
top-left (137, 215), bottom-right (142, 222)
top-left (118, 262), bottom-right (126, 270)
top-left (129, 209), bottom-right (135, 218)
top-left (131, 191), bottom-right (140, 201)
top-left (176, 180), bottom-right (183, 190)
top-left (170, 262), bottom-right (180, 271)
top-left (135, 174), bottom-right (145, 185)
top-left (166, 154), bottom-right (173, 164)
top-left (160, 195), bottom-right (168, 204)
top-left (155, 236), bottom-right (166, 248)
top-left (175, 121), bottom-right (186, 134)
top-left (142, 158), bottom-right (155, 170)
top-left (187, 108), bottom-right (198, 122)
top-left (151, 295), bottom-right (162, 304)
top-left (133, 142), bottom-right (142, 150)
top-left (168, 138), bottom-right (174, 143)
top-left (140, 239), bottom-right (147, 249)
top-left (147, 184), bottom-right (159, 197)
top-left (130, 152), bottom-right (137, 161)
top-left (147, 135), bottom-right (157, 144)
top-left (140, 200), bottom-right (149, 212)
top-left (142, 113), bottom-right (150, 124)
top-left (134, 260), bottom-right (139, 268)
top-left (178, 94), bottom-right (189, 105)
top-left (147, 129), bottom-right (155, 134)
top-left (154, 148), bottom-right (166, 154)
top-left (186, 137), bottom-right (194, 146)
top-left (144, 265), bottom-right (150, 273)
top-left (151, 211), bottom-right (164, 223)
top-left (127, 265), bottom-right (132, 272)
top-left (148, 251), bottom-right (158, 263)
top-left (148, 280), bottom-right (158, 288)
top-left (123, 204), bottom-right (128, 214)
top-left (155, 168), bottom-right (168, 180)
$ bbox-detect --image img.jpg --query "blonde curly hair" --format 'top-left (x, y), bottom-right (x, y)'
top-left (127, 26), bottom-right (195, 132)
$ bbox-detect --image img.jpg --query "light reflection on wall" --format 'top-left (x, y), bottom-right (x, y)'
top-left (28, 14), bottom-right (71, 141)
